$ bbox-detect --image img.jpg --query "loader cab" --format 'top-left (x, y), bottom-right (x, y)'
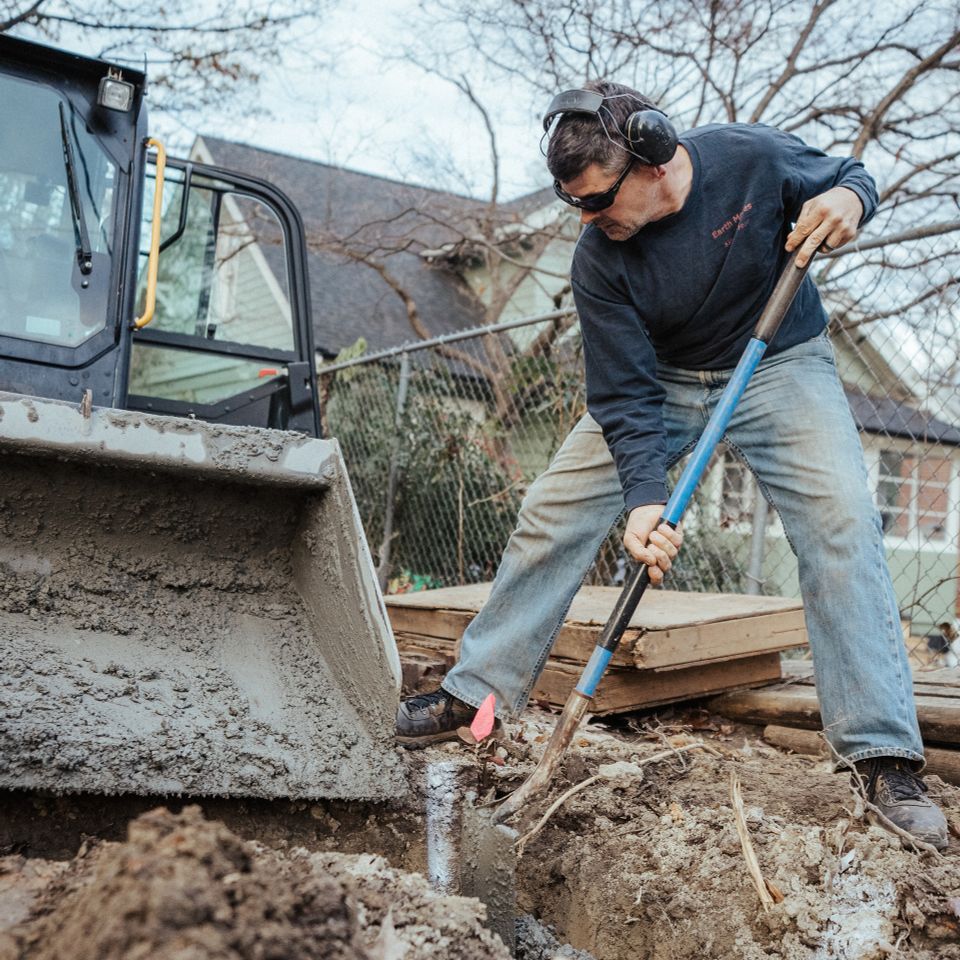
top-left (0, 35), bottom-right (320, 436)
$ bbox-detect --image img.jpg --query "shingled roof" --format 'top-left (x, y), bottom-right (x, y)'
top-left (845, 384), bottom-right (960, 445)
top-left (197, 137), bottom-right (554, 360)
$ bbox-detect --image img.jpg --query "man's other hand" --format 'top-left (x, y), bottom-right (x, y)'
top-left (785, 186), bottom-right (863, 267)
top-left (623, 505), bottom-right (683, 586)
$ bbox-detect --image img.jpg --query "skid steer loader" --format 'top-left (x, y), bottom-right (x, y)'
top-left (0, 34), bottom-right (405, 800)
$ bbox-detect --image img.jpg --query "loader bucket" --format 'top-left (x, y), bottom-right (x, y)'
top-left (0, 391), bottom-right (405, 800)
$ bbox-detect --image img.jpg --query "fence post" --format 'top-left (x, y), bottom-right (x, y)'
top-left (377, 352), bottom-right (412, 592)
top-left (745, 476), bottom-right (768, 595)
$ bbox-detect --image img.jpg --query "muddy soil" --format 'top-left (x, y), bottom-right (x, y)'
top-left (0, 710), bottom-right (958, 960)
top-left (0, 805), bottom-right (509, 960)
top-left (477, 709), bottom-right (960, 960)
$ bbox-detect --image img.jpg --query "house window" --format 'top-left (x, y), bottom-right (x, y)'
top-left (877, 449), bottom-right (952, 543)
top-left (718, 450), bottom-right (775, 527)
top-left (720, 452), bottom-right (751, 525)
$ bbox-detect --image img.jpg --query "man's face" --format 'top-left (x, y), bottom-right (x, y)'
top-left (560, 162), bottom-right (662, 241)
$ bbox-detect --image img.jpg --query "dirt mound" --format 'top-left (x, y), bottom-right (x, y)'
top-left (0, 806), bottom-right (509, 960)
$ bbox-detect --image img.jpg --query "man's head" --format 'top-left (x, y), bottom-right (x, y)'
top-left (546, 80), bottom-right (682, 241)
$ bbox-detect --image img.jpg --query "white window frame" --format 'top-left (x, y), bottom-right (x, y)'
top-left (863, 435), bottom-right (960, 552)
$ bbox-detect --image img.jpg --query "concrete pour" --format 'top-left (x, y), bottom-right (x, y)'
top-left (0, 393), bottom-right (405, 800)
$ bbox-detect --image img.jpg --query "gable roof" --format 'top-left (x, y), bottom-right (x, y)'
top-left (845, 384), bottom-right (960, 446)
top-left (195, 137), bottom-right (554, 359)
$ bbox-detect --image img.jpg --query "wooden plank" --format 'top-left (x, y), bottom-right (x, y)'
top-left (394, 632), bottom-right (461, 661)
top-left (762, 724), bottom-right (960, 786)
top-left (387, 605), bottom-right (475, 645)
top-left (630, 611), bottom-right (806, 670)
top-left (532, 652), bottom-right (783, 716)
top-left (386, 585), bottom-right (808, 671)
top-left (394, 632), bottom-right (783, 716)
top-left (711, 685), bottom-right (960, 747)
top-left (779, 660), bottom-right (960, 699)
top-left (913, 667), bottom-right (960, 686)
top-left (387, 584), bottom-right (803, 628)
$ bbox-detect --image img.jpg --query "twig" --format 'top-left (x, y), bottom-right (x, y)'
top-left (729, 771), bottom-right (783, 910)
top-left (823, 737), bottom-right (944, 859)
top-left (514, 742), bottom-right (713, 855)
top-left (515, 774), bottom-right (600, 856)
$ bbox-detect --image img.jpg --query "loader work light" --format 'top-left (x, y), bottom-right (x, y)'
top-left (98, 71), bottom-right (134, 112)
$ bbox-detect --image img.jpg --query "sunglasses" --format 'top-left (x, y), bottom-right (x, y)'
top-left (553, 159), bottom-right (634, 212)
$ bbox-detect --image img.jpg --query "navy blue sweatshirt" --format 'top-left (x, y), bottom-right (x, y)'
top-left (572, 123), bottom-right (878, 511)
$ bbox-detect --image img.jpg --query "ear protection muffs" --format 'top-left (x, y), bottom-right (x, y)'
top-left (542, 89), bottom-right (678, 166)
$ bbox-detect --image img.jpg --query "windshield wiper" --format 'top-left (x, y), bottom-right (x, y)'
top-left (58, 102), bottom-right (93, 276)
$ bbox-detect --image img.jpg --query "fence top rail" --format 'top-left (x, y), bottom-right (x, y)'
top-left (316, 308), bottom-right (577, 374)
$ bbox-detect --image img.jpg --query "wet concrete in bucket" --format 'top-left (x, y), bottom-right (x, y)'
top-left (0, 450), bottom-right (403, 801)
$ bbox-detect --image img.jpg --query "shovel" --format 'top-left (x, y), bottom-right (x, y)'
top-left (494, 250), bottom-right (815, 825)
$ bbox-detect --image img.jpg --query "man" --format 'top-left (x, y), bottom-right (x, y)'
top-left (396, 80), bottom-right (948, 849)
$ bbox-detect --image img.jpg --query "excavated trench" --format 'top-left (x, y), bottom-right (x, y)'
top-left (0, 760), bottom-right (583, 960)
top-left (2, 716), bottom-right (960, 960)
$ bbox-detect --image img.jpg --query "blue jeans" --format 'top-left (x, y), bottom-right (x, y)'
top-left (443, 331), bottom-right (924, 765)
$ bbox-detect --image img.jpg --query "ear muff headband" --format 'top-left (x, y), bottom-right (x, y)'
top-left (542, 89), bottom-right (678, 167)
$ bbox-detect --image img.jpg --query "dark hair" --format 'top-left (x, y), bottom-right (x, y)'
top-left (546, 79), bottom-right (659, 183)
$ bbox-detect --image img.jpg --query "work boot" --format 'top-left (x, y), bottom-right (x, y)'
top-left (395, 688), bottom-right (495, 748)
top-left (855, 757), bottom-right (949, 850)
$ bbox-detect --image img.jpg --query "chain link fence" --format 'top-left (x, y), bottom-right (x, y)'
top-left (319, 226), bottom-right (960, 655)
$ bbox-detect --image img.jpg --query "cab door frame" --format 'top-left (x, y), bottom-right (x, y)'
top-left (122, 156), bottom-right (320, 437)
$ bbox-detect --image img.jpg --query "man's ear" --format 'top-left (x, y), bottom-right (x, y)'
top-left (638, 163), bottom-right (667, 181)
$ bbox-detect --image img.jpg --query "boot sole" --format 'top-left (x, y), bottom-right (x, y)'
top-left (394, 726), bottom-right (503, 751)
top-left (395, 729), bottom-right (465, 750)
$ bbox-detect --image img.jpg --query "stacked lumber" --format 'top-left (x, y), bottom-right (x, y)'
top-left (385, 584), bottom-right (809, 716)
top-left (711, 660), bottom-right (960, 785)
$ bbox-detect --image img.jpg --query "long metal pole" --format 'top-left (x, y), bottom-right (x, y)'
top-left (745, 477), bottom-right (769, 595)
top-left (377, 352), bottom-right (411, 591)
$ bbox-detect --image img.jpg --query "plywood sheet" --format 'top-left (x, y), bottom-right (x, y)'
top-left (386, 584), bottom-right (807, 670)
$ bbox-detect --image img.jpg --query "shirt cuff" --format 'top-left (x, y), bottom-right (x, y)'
top-left (623, 481), bottom-right (669, 512)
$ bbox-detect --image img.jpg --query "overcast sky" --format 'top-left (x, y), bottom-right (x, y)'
top-left (152, 0), bottom-right (549, 201)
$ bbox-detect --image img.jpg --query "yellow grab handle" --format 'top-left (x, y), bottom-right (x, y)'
top-left (133, 137), bottom-right (167, 329)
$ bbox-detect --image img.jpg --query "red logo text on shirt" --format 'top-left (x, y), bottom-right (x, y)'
top-left (712, 202), bottom-right (753, 247)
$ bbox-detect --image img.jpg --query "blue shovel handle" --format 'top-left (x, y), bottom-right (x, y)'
top-left (577, 250), bottom-right (814, 697)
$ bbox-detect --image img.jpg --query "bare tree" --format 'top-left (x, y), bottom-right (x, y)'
top-left (1, 0), bottom-right (334, 118)
top-left (402, 0), bottom-right (960, 381)
top-left (309, 166), bottom-right (577, 431)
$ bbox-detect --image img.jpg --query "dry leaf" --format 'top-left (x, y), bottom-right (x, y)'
top-left (764, 878), bottom-right (785, 903)
top-left (456, 726), bottom-right (478, 746)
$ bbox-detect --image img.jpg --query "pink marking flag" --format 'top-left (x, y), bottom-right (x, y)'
top-left (470, 693), bottom-right (497, 742)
